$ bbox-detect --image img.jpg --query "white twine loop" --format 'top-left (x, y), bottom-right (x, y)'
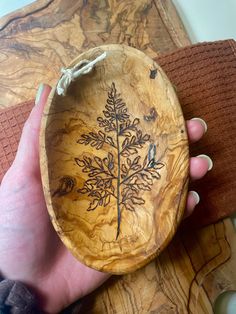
top-left (56, 51), bottom-right (107, 96)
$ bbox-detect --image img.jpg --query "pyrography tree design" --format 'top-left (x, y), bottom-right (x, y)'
top-left (76, 82), bottom-right (164, 239)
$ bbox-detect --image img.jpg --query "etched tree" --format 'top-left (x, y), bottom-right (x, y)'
top-left (76, 82), bottom-right (164, 239)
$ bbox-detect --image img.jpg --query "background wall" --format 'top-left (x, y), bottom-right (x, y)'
top-left (0, 0), bottom-right (35, 18)
top-left (172, 0), bottom-right (236, 42)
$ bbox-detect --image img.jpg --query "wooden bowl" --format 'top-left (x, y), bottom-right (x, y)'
top-left (40, 44), bottom-right (189, 274)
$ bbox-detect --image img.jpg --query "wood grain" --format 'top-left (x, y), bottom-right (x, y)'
top-left (76, 218), bottom-right (236, 313)
top-left (40, 44), bottom-right (189, 274)
top-left (0, 0), bottom-right (191, 109)
top-left (1, 1), bottom-right (235, 313)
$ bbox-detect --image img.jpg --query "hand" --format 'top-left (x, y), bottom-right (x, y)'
top-left (0, 84), bottom-right (212, 313)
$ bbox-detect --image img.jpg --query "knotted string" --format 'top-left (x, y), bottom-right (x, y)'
top-left (56, 51), bottom-right (107, 96)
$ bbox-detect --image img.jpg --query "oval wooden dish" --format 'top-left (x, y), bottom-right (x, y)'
top-left (40, 44), bottom-right (189, 274)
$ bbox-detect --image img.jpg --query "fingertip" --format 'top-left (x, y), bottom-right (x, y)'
top-left (34, 84), bottom-right (51, 110)
top-left (38, 84), bottom-right (51, 104)
top-left (190, 156), bottom-right (211, 180)
top-left (184, 191), bottom-right (200, 219)
top-left (23, 84), bottom-right (52, 131)
top-left (35, 83), bottom-right (45, 106)
top-left (197, 154), bottom-right (213, 171)
top-left (186, 118), bottom-right (207, 143)
top-left (13, 84), bottom-right (51, 171)
top-left (191, 118), bottom-right (207, 133)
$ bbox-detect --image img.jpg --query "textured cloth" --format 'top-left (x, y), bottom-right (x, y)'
top-left (0, 101), bottom-right (34, 179)
top-left (0, 279), bottom-right (39, 313)
top-left (156, 39), bottom-right (236, 228)
top-left (0, 40), bottom-right (236, 229)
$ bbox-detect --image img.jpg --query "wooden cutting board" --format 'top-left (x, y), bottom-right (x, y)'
top-left (0, 1), bottom-right (235, 313)
top-left (0, 0), bottom-right (190, 109)
top-left (78, 218), bottom-right (236, 313)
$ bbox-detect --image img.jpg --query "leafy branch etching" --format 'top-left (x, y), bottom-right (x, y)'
top-left (76, 82), bottom-right (164, 239)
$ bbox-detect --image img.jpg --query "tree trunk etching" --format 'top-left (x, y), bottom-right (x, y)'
top-left (115, 98), bottom-right (122, 240)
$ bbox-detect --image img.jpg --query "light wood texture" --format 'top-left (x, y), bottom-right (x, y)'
top-left (77, 218), bottom-right (236, 313)
top-left (1, 1), bottom-right (235, 313)
top-left (0, 0), bottom-right (191, 109)
top-left (40, 44), bottom-right (189, 274)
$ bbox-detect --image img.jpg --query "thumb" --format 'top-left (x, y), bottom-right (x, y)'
top-left (13, 84), bottom-right (52, 174)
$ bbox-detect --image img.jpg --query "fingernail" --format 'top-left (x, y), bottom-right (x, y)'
top-left (35, 83), bottom-right (45, 105)
top-left (191, 118), bottom-right (207, 133)
top-left (197, 154), bottom-right (213, 170)
top-left (189, 191), bottom-right (200, 204)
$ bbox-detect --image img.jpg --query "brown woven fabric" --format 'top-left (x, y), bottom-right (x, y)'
top-left (0, 40), bottom-right (235, 229)
top-left (0, 101), bottom-right (34, 182)
top-left (156, 39), bottom-right (236, 228)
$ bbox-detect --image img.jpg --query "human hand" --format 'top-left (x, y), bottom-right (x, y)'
top-left (0, 84), bottom-right (212, 313)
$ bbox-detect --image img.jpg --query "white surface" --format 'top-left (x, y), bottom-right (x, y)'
top-left (173, 0), bottom-right (236, 42)
top-left (0, 0), bottom-right (35, 18)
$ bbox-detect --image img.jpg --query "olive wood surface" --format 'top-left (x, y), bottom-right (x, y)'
top-left (0, 0), bottom-right (191, 109)
top-left (1, 1), bottom-right (235, 312)
top-left (40, 44), bottom-right (189, 274)
top-left (79, 218), bottom-right (236, 313)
